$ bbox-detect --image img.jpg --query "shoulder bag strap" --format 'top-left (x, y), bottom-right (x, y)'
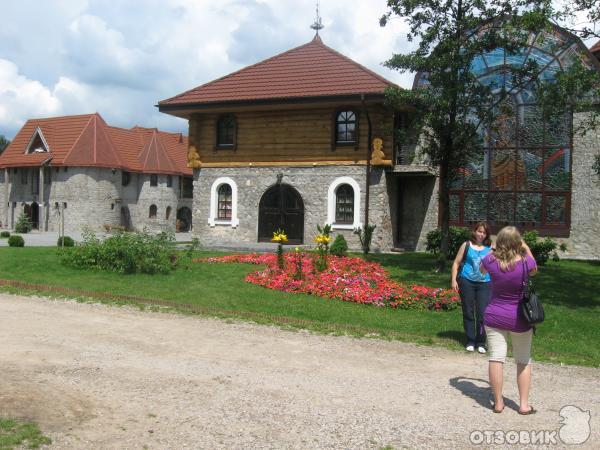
top-left (459, 241), bottom-right (470, 272)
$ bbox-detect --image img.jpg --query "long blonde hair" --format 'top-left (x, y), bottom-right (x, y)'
top-left (493, 226), bottom-right (525, 272)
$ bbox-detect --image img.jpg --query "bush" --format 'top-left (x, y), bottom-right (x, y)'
top-left (8, 235), bottom-right (25, 247)
top-left (57, 236), bottom-right (75, 247)
top-left (330, 234), bottom-right (348, 256)
top-left (354, 224), bottom-right (376, 255)
top-left (14, 213), bottom-right (33, 234)
top-left (426, 226), bottom-right (471, 259)
top-left (59, 229), bottom-right (178, 274)
top-left (0, 231), bottom-right (10, 238)
top-left (522, 230), bottom-right (566, 266)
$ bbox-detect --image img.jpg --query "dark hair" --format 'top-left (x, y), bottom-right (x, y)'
top-left (470, 221), bottom-right (492, 247)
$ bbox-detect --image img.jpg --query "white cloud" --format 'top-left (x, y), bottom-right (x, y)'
top-left (0, 59), bottom-right (61, 131)
top-left (0, 0), bottom-right (414, 140)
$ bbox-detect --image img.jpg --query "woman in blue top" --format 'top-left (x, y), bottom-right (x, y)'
top-left (451, 222), bottom-right (493, 353)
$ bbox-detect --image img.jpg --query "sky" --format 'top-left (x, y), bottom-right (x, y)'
top-left (0, 0), bottom-right (414, 140)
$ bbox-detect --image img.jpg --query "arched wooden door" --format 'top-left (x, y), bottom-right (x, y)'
top-left (258, 184), bottom-right (304, 244)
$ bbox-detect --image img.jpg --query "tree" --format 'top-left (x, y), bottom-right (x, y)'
top-left (381, 0), bottom-right (600, 271)
top-left (0, 135), bottom-right (10, 154)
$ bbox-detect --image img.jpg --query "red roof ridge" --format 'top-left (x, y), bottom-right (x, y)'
top-left (60, 114), bottom-right (96, 163)
top-left (159, 39), bottom-right (322, 105)
top-left (159, 36), bottom-right (398, 107)
top-left (141, 130), bottom-right (158, 168)
top-left (314, 38), bottom-right (399, 89)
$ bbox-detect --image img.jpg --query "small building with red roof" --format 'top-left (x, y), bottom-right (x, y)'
top-left (158, 27), bottom-right (600, 259)
top-left (0, 113), bottom-right (193, 233)
top-left (159, 34), bottom-right (413, 249)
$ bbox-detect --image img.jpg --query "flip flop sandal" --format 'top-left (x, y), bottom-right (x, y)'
top-left (492, 404), bottom-right (504, 413)
top-left (518, 406), bottom-right (536, 415)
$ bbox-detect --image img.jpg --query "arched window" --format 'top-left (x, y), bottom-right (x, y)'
top-left (327, 177), bottom-right (361, 229)
top-left (166, 206), bottom-right (172, 220)
top-left (335, 110), bottom-right (357, 145)
top-left (335, 184), bottom-right (354, 224)
top-left (150, 174), bottom-right (158, 187)
top-left (216, 114), bottom-right (236, 149)
top-left (209, 177), bottom-right (239, 227)
top-left (413, 27), bottom-right (587, 235)
top-left (149, 204), bottom-right (157, 219)
top-left (217, 184), bottom-right (232, 219)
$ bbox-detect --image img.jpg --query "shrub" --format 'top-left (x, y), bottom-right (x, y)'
top-left (57, 236), bottom-right (75, 247)
top-left (14, 213), bottom-right (33, 234)
top-left (330, 234), bottom-right (348, 256)
top-left (522, 230), bottom-right (566, 265)
top-left (426, 226), bottom-right (471, 259)
top-left (0, 231), bottom-right (10, 238)
top-left (354, 224), bottom-right (376, 255)
top-left (59, 229), bottom-right (178, 274)
top-left (8, 235), bottom-right (25, 247)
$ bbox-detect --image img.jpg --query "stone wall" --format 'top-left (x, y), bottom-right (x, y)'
top-left (131, 173), bottom-right (180, 233)
top-left (192, 165), bottom-right (393, 251)
top-left (393, 174), bottom-right (439, 251)
top-left (568, 113), bottom-right (600, 259)
top-left (3, 167), bottom-right (189, 234)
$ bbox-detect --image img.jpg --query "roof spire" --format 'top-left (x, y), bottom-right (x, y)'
top-left (310, 1), bottom-right (323, 36)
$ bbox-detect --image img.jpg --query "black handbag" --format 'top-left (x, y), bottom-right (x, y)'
top-left (520, 259), bottom-right (545, 325)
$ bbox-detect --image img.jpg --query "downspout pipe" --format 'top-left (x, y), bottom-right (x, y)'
top-left (361, 94), bottom-right (372, 228)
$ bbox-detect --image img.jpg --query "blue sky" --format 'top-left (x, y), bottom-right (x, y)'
top-left (0, 0), bottom-right (413, 140)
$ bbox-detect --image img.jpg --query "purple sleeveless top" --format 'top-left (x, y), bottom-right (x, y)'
top-left (482, 254), bottom-right (537, 332)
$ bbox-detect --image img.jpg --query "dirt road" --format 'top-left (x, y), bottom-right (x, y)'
top-left (1, 293), bottom-right (598, 449)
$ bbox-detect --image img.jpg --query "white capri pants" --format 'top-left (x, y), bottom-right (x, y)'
top-left (485, 326), bottom-right (533, 365)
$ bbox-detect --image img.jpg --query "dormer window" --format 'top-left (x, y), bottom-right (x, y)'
top-left (25, 127), bottom-right (50, 154)
top-left (216, 114), bottom-right (236, 150)
top-left (335, 110), bottom-right (358, 146)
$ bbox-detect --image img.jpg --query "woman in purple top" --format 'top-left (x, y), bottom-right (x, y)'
top-left (480, 226), bottom-right (537, 415)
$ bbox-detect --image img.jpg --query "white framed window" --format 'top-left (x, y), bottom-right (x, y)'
top-left (209, 177), bottom-right (239, 227)
top-left (327, 177), bottom-right (362, 230)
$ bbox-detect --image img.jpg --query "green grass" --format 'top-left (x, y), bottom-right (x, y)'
top-left (0, 417), bottom-right (51, 449)
top-left (0, 248), bottom-right (598, 367)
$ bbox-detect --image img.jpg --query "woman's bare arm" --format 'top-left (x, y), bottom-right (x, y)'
top-left (451, 242), bottom-right (467, 292)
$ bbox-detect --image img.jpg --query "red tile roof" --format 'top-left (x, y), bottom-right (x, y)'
top-left (159, 35), bottom-right (396, 107)
top-left (0, 113), bottom-right (191, 175)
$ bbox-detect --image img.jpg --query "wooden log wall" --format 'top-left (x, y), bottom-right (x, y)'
top-left (188, 105), bottom-right (394, 166)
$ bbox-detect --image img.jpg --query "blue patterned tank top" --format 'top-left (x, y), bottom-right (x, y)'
top-left (460, 243), bottom-right (491, 283)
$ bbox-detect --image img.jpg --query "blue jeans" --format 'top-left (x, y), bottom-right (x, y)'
top-left (458, 277), bottom-right (491, 347)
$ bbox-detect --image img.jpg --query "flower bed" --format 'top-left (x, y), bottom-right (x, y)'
top-left (198, 253), bottom-right (460, 311)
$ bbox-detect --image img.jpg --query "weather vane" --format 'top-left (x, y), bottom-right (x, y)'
top-left (310, 1), bottom-right (324, 35)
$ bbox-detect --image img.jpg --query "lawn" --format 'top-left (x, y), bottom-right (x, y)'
top-left (0, 247), bottom-right (598, 367)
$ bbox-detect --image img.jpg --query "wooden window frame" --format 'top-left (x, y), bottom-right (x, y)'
top-left (217, 184), bottom-right (233, 220)
top-left (215, 113), bottom-right (237, 151)
top-left (335, 184), bottom-right (355, 224)
top-left (333, 109), bottom-right (359, 150)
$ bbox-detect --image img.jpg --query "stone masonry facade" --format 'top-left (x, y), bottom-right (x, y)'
top-left (193, 165), bottom-right (393, 251)
top-left (2, 167), bottom-right (192, 234)
top-left (569, 113), bottom-right (600, 259)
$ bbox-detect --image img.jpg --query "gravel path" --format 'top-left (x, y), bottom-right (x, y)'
top-left (0, 293), bottom-right (598, 449)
